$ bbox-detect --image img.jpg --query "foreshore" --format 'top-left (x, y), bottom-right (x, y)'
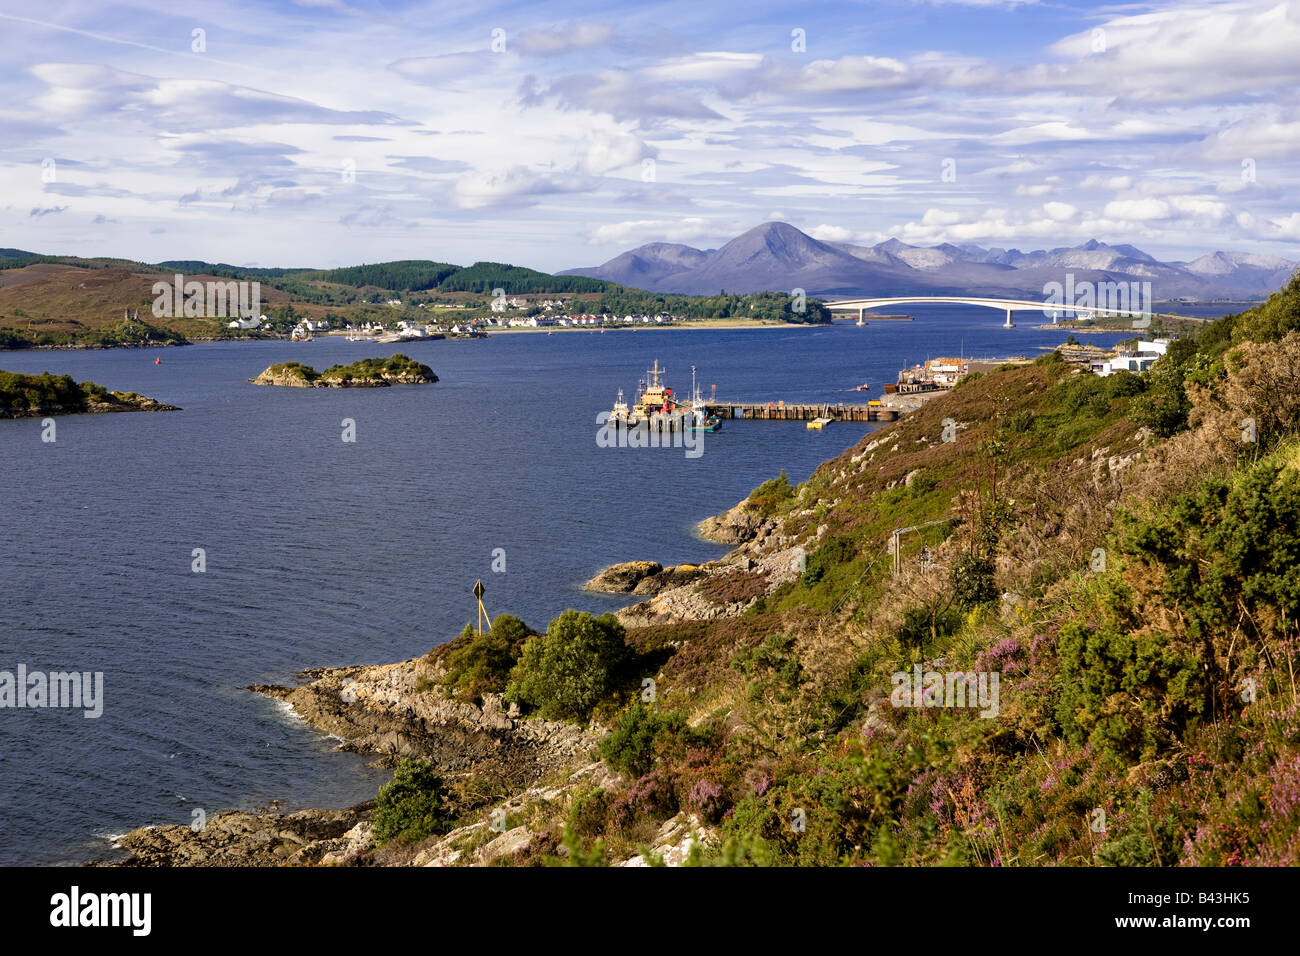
top-left (484, 319), bottom-right (819, 333)
top-left (96, 456), bottom-right (825, 867)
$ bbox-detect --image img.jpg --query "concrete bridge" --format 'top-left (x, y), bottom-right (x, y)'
top-left (825, 295), bottom-right (1161, 328)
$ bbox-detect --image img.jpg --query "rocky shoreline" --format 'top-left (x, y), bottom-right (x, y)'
top-left (104, 491), bottom-right (799, 867)
top-left (102, 655), bottom-right (599, 866)
top-left (0, 392), bottom-right (180, 419)
top-left (249, 355), bottom-right (438, 388)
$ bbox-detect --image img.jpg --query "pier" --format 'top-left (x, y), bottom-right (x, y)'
top-left (704, 402), bottom-right (898, 422)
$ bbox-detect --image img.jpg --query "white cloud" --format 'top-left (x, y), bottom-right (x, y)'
top-left (452, 166), bottom-right (588, 210)
top-left (1268, 212), bottom-right (1300, 239)
top-left (583, 131), bottom-right (654, 175)
top-left (807, 224), bottom-right (853, 241)
top-left (1080, 174), bottom-right (1133, 191)
top-left (1103, 198), bottom-right (1172, 221)
top-left (517, 23), bottom-right (615, 57)
top-left (589, 217), bottom-right (724, 245)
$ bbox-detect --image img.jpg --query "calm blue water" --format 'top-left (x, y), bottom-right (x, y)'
top-left (0, 303), bottom-right (1229, 864)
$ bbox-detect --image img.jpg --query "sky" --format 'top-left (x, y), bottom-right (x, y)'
top-left (1, 0), bottom-right (1298, 271)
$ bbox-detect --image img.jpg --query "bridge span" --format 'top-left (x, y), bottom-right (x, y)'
top-left (825, 295), bottom-right (1167, 328)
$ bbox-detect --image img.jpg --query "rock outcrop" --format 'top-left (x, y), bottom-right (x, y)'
top-left (103, 658), bottom-right (601, 867)
top-left (696, 498), bottom-right (774, 543)
top-left (110, 805), bottom-right (371, 867)
top-left (618, 813), bottom-right (717, 867)
top-left (583, 561), bottom-right (706, 596)
top-left (250, 659), bottom-right (597, 787)
top-left (249, 355), bottom-right (437, 388)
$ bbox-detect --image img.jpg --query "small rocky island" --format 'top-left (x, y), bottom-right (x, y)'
top-left (249, 354), bottom-right (438, 388)
top-left (0, 369), bottom-right (179, 418)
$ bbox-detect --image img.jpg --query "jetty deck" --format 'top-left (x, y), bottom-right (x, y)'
top-left (704, 403), bottom-right (897, 422)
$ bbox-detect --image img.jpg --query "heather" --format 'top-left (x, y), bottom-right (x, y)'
top-left (375, 273), bottom-right (1300, 866)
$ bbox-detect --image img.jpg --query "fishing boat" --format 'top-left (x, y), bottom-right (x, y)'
top-left (686, 365), bottom-right (721, 432)
top-left (609, 388), bottom-right (633, 428)
top-left (807, 417), bottom-right (833, 430)
top-left (607, 360), bottom-right (721, 432)
top-left (854, 382), bottom-right (871, 391)
top-left (631, 359), bottom-right (673, 422)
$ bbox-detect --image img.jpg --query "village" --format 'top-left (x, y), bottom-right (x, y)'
top-left (223, 292), bottom-right (688, 342)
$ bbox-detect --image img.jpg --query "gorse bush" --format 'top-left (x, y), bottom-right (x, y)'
top-left (598, 702), bottom-right (710, 777)
top-left (372, 759), bottom-right (454, 846)
top-left (747, 469), bottom-right (795, 516)
top-left (1118, 458), bottom-right (1300, 652)
top-left (1054, 622), bottom-right (1206, 762)
top-left (505, 610), bottom-right (630, 721)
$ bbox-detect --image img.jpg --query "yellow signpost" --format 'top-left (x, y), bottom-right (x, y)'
top-left (474, 579), bottom-right (490, 635)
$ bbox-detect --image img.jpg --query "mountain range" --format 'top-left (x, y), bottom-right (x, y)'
top-left (562, 222), bottom-right (1297, 301)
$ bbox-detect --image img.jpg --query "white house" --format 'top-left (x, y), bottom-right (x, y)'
top-left (1094, 338), bottom-right (1174, 377)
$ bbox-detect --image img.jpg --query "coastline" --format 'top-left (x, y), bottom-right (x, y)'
top-left (97, 462), bottom-right (839, 867)
top-left (485, 320), bottom-right (824, 334)
top-left (2, 321), bottom-right (824, 352)
top-left (101, 657), bottom-right (603, 867)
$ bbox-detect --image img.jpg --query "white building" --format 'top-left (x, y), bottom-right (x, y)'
top-left (1094, 338), bottom-right (1173, 377)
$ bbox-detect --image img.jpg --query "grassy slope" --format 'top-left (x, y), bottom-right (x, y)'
top-left (398, 271), bottom-right (1300, 867)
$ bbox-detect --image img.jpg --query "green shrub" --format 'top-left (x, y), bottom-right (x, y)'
top-left (1002, 408), bottom-right (1035, 434)
top-left (1104, 370), bottom-right (1146, 399)
top-left (748, 469), bottom-right (796, 516)
top-left (441, 614), bottom-right (533, 699)
top-left (567, 788), bottom-right (612, 838)
top-left (1129, 361), bottom-right (1191, 438)
top-left (548, 824), bottom-right (607, 866)
top-left (599, 702), bottom-right (707, 777)
top-left (908, 470), bottom-right (938, 496)
top-left (749, 469), bottom-right (794, 501)
top-left (505, 610), bottom-right (630, 721)
top-left (801, 535), bottom-right (857, 587)
top-left (372, 758), bottom-right (454, 846)
top-left (1054, 623), bottom-right (1206, 762)
top-left (950, 554), bottom-right (997, 609)
top-left (896, 604), bottom-right (960, 649)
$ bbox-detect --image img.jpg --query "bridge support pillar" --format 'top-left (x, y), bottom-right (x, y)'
top-left (1004, 308), bottom-right (1015, 329)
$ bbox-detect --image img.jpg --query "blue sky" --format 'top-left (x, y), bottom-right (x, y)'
top-left (1, 0), bottom-right (1298, 270)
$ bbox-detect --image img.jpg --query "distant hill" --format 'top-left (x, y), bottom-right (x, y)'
top-left (564, 222), bottom-right (1299, 301)
top-left (568, 242), bottom-right (712, 287)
